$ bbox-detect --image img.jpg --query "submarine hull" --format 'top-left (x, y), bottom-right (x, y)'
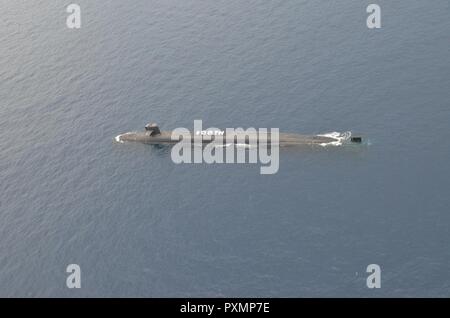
top-left (115, 131), bottom-right (357, 146)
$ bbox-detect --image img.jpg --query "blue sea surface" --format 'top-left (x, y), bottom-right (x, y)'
top-left (1, 0), bottom-right (450, 297)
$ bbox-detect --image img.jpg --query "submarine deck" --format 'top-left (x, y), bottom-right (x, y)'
top-left (116, 131), bottom-right (348, 146)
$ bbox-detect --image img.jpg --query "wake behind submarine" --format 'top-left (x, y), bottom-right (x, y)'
top-left (115, 123), bottom-right (363, 146)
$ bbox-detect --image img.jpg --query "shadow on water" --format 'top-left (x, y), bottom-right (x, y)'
top-left (149, 144), bottom-right (172, 156)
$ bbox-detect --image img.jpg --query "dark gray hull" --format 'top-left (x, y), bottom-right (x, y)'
top-left (115, 130), bottom-right (361, 146)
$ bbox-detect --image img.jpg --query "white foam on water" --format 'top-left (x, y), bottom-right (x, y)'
top-left (213, 143), bottom-right (232, 148)
top-left (235, 143), bottom-right (254, 149)
top-left (317, 131), bottom-right (352, 146)
top-left (212, 143), bottom-right (254, 149)
top-left (114, 134), bottom-right (124, 143)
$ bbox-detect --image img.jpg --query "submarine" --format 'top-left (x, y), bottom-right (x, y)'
top-left (115, 123), bottom-right (363, 146)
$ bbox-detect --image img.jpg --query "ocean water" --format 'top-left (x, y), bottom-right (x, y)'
top-left (1, 0), bottom-right (449, 297)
